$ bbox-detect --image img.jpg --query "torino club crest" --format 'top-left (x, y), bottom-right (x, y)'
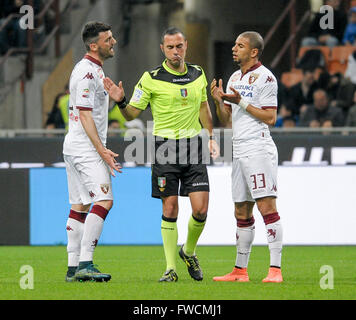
top-left (100, 184), bottom-right (110, 194)
top-left (249, 73), bottom-right (259, 85)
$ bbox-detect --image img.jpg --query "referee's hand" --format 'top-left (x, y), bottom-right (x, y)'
top-left (104, 77), bottom-right (125, 103)
top-left (209, 140), bottom-right (220, 160)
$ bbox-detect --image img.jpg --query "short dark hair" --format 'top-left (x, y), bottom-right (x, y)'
top-left (314, 88), bottom-right (329, 100)
top-left (160, 27), bottom-right (186, 44)
top-left (239, 31), bottom-right (264, 59)
top-left (82, 21), bottom-right (112, 52)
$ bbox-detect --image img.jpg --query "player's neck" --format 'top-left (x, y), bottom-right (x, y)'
top-left (240, 59), bottom-right (260, 75)
top-left (85, 52), bottom-right (104, 67)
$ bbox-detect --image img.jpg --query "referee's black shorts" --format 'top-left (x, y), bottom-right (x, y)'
top-left (151, 135), bottom-right (210, 199)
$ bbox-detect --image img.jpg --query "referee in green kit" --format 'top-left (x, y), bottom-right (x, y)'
top-left (104, 27), bottom-right (219, 282)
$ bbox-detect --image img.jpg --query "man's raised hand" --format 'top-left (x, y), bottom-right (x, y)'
top-left (104, 77), bottom-right (125, 103)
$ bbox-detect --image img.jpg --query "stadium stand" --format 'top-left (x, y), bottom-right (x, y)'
top-left (280, 68), bottom-right (303, 88)
top-left (298, 46), bottom-right (331, 65)
top-left (328, 45), bottom-right (356, 74)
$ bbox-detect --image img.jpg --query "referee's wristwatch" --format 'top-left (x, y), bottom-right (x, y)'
top-left (209, 135), bottom-right (217, 141)
top-left (116, 96), bottom-right (127, 109)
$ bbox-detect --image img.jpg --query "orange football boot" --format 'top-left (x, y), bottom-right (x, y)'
top-left (262, 267), bottom-right (283, 283)
top-left (213, 267), bottom-right (249, 282)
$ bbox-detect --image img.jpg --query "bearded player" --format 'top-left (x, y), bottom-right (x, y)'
top-left (63, 21), bottom-right (122, 282)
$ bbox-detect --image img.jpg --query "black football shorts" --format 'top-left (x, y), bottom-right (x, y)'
top-left (151, 136), bottom-right (210, 199)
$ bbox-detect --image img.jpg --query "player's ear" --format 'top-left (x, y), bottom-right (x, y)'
top-left (251, 48), bottom-right (259, 59)
top-left (160, 44), bottom-right (164, 54)
top-left (89, 42), bottom-right (98, 53)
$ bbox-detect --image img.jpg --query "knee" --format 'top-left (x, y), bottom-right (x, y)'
top-left (91, 201), bottom-right (112, 221)
top-left (163, 203), bottom-right (178, 219)
top-left (234, 201), bottom-right (254, 220)
top-left (192, 206), bottom-right (208, 221)
top-left (96, 200), bottom-right (113, 212)
top-left (71, 204), bottom-right (91, 213)
top-left (256, 198), bottom-right (277, 216)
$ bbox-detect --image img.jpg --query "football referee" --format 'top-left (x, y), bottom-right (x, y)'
top-left (104, 27), bottom-right (219, 282)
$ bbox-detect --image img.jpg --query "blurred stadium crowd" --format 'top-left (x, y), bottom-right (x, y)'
top-left (0, 0), bottom-right (61, 55)
top-left (277, 0), bottom-right (356, 129)
top-left (1, 0), bottom-right (356, 131)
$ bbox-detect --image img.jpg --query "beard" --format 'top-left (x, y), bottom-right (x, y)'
top-left (98, 47), bottom-right (114, 61)
top-left (167, 58), bottom-right (182, 68)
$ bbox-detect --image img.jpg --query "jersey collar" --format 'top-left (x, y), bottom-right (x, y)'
top-left (84, 54), bottom-right (103, 68)
top-left (240, 61), bottom-right (262, 79)
top-left (163, 59), bottom-right (188, 76)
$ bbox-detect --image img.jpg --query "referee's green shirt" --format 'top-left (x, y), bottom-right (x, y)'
top-left (129, 60), bottom-right (208, 140)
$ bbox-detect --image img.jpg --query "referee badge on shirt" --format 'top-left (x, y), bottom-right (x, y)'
top-left (249, 73), bottom-right (260, 85)
top-left (180, 89), bottom-right (188, 98)
top-left (158, 177), bottom-right (167, 192)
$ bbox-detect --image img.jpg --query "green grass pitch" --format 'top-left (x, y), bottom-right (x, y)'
top-left (0, 245), bottom-right (355, 300)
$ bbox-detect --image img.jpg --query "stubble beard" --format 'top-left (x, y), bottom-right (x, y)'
top-left (99, 47), bottom-right (114, 62)
top-left (168, 58), bottom-right (182, 69)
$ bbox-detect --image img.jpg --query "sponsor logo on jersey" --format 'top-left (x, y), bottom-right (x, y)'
top-left (69, 112), bottom-right (79, 122)
top-left (97, 68), bottom-right (104, 79)
top-left (83, 72), bottom-right (94, 80)
top-left (267, 229), bottom-right (277, 239)
top-left (82, 89), bottom-right (90, 98)
top-left (91, 239), bottom-right (98, 248)
top-left (173, 78), bottom-right (191, 83)
top-left (192, 182), bottom-right (209, 187)
top-left (231, 73), bottom-right (241, 82)
top-left (265, 76), bottom-right (275, 83)
top-left (234, 84), bottom-right (254, 91)
top-left (131, 88), bottom-right (143, 103)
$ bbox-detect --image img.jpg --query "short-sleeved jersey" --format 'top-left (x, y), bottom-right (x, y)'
top-left (225, 62), bottom-right (278, 158)
top-left (129, 60), bottom-right (208, 140)
top-left (63, 55), bottom-right (109, 156)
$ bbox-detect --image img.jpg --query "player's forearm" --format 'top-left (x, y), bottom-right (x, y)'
top-left (199, 102), bottom-right (214, 136)
top-left (214, 99), bottom-right (231, 127)
top-left (79, 111), bottom-right (106, 154)
top-left (115, 99), bottom-right (142, 121)
top-left (245, 105), bottom-right (277, 126)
